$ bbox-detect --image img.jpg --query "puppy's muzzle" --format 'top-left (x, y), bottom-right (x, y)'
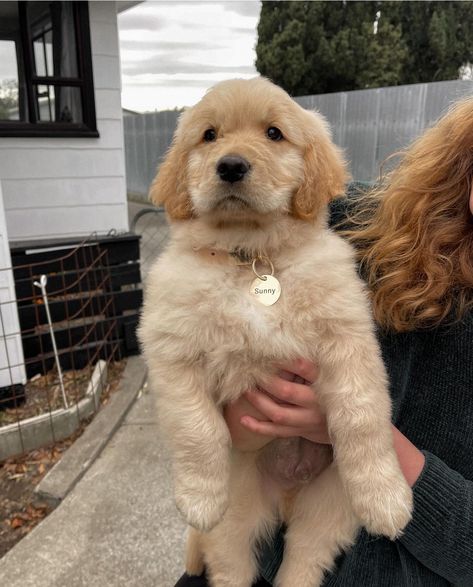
top-left (216, 155), bottom-right (251, 184)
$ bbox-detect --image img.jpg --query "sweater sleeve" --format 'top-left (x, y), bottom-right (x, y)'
top-left (399, 450), bottom-right (473, 586)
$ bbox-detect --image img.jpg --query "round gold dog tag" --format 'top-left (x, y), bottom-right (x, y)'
top-left (250, 275), bottom-right (281, 306)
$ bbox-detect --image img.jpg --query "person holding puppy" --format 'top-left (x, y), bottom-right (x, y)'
top-left (176, 97), bottom-right (473, 587)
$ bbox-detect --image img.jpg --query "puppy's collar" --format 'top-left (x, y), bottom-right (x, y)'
top-left (192, 246), bottom-right (254, 266)
top-left (192, 246), bottom-right (281, 306)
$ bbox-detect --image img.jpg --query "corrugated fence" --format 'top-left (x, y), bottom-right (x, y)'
top-left (124, 80), bottom-right (473, 199)
top-left (124, 109), bottom-right (180, 200)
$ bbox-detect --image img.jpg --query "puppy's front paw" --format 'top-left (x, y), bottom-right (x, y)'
top-left (350, 471), bottom-right (413, 539)
top-left (175, 477), bottom-right (229, 532)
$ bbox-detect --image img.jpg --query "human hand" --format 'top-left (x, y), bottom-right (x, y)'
top-left (240, 359), bottom-right (332, 445)
top-left (391, 425), bottom-right (425, 487)
top-left (223, 393), bottom-right (275, 452)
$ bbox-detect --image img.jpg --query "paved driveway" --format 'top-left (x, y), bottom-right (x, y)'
top-left (0, 384), bottom-right (187, 587)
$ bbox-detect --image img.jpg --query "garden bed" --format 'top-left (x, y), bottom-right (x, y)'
top-left (0, 359), bottom-right (126, 558)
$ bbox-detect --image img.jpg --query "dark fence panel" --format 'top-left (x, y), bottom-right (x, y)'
top-left (9, 234), bottom-right (142, 380)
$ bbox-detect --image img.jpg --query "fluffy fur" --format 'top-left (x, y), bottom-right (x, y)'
top-left (139, 78), bottom-right (412, 587)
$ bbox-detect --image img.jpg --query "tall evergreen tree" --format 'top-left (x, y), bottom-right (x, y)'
top-left (256, 1), bottom-right (473, 95)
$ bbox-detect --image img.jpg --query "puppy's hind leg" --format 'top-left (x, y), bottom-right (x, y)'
top-left (275, 465), bottom-right (358, 587)
top-left (185, 527), bottom-right (205, 576)
top-left (203, 453), bottom-right (277, 587)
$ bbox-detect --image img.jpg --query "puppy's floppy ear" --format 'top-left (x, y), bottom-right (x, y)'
top-left (149, 111), bottom-right (193, 220)
top-left (292, 112), bottom-right (349, 221)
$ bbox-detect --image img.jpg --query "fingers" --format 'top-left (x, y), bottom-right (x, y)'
top-left (294, 358), bottom-right (318, 384)
top-left (223, 397), bottom-right (274, 452)
top-left (278, 369), bottom-right (298, 383)
top-left (245, 389), bottom-right (322, 429)
top-left (231, 359), bottom-right (327, 445)
top-left (240, 415), bottom-right (303, 439)
top-left (260, 374), bottom-right (318, 408)
top-left (276, 358), bottom-right (318, 386)
top-left (240, 413), bottom-right (331, 444)
top-left (224, 394), bottom-right (267, 423)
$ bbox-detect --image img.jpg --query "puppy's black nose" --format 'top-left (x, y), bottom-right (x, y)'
top-left (216, 155), bottom-right (250, 183)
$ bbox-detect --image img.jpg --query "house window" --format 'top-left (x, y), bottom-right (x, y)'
top-left (0, 1), bottom-right (98, 137)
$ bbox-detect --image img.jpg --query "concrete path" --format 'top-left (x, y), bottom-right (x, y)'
top-left (0, 382), bottom-right (187, 587)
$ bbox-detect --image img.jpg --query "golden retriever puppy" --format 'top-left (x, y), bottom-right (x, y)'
top-left (138, 78), bottom-right (413, 587)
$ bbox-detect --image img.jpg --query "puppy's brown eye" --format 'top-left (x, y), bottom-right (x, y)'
top-left (203, 129), bottom-right (217, 142)
top-left (267, 127), bottom-right (283, 141)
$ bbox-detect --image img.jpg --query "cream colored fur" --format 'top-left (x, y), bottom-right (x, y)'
top-left (138, 78), bottom-right (413, 587)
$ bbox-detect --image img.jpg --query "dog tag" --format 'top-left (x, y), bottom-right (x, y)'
top-left (250, 275), bottom-right (281, 306)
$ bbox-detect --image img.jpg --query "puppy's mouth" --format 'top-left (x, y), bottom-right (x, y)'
top-left (214, 193), bottom-right (251, 210)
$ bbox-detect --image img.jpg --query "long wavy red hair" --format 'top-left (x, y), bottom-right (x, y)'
top-left (347, 97), bottom-right (473, 332)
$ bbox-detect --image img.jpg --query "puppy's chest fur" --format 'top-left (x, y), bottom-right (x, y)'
top-left (143, 229), bottom-right (360, 407)
top-left (191, 267), bottom-right (314, 403)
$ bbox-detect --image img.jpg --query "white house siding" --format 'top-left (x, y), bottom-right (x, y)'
top-left (0, 1), bottom-right (128, 242)
top-left (0, 182), bottom-right (26, 386)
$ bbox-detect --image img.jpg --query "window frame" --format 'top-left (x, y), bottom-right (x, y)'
top-left (0, 1), bottom-right (98, 138)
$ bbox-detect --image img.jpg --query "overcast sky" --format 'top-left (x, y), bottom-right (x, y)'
top-left (118, 1), bottom-right (261, 112)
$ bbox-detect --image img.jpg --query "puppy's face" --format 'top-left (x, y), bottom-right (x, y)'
top-left (186, 93), bottom-right (305, 221)
top-left (150, 78), bottom-right (348, 224)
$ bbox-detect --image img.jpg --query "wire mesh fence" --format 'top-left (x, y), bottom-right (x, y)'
top-left (0, 233), bottom-right (142, 460)
top-left (131, 206), bottom-right (170, 279)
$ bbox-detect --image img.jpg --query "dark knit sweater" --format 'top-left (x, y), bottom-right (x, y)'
top-left (259, 197), bottom-right (473, 586)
